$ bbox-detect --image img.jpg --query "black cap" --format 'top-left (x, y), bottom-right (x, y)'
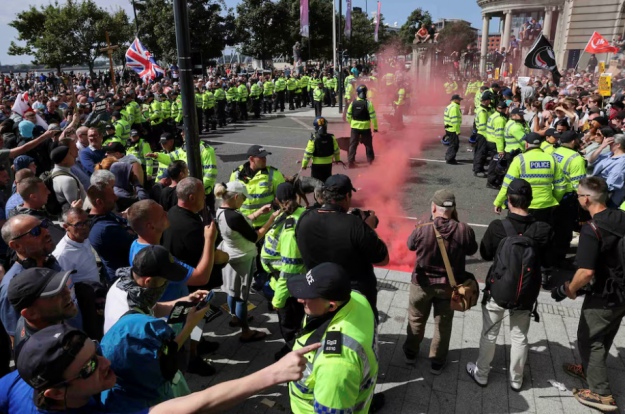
top-left (16, 324), bottom-right (88, 390)
top-left (593, 116), bottom-right (609, 126)
top-left (130, 129), bottom-right (139, 136)
top-left (451, 94), bottom-right (463, 101)
top-left (287, 262), bottom-right (351, 301)
top-left (104, 141), bottom-right (126, 154)
top-left (113, 100), bottom-right (124, 107)
top-left (481, 91), bottom-right (493, 101)
top-left (112, 111), bottom-right (122, 119)
top-left (544, 128), bottom-right (557, 137)
top-left (8, 268), bottom-right (76, 313)
top-left (324, 174), bottom-right (357, 195)
top-left (276, 182), bottom-right (296, 202)
top-left (132, 245), bottom-right (188, 282)
top-left (491, 82), bottom-right (501, 88)
top-left (497, 101), bottom-right (508, 109)
top-left (510, 108), bottom-right (524, 115)
top-left (507, 178), bottom-right (533, 198)
top-left (160, 132), bottom-right (174, 142)
top-left (524, 132), bottom-right (544, 145)
top-left (104, 124), bottom-right (115, 130)
top-left (50, 145), bottom-right (70, 164)
top-left (246, 144), bottom-right (271, 157)
top-left (557, 130), bottom-right (581, 143)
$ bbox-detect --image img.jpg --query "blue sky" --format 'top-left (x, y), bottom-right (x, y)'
top-left (0, 0), bottom-right (483, 65)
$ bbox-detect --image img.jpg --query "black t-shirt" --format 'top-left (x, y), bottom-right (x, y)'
top-left (220, 208), bottom-right (257, 243)
top-left (159, 186), bottom-right (178, 212)
top-left (480, 213), bottom-right (553, 262)
top-left (577, 209), bottom-right (625, 296)
top-left (295, 206), bottom-right (388, 298)
top-left (162, 205), bottom-right (206, 267)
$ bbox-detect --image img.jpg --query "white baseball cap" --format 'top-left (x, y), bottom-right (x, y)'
top-left (226, 181), bottom-right (249, 197)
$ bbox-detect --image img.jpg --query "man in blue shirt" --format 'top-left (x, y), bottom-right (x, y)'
top-left (589, 133), bottom-right (625, 207)
top-left (78, 127), bottom-right (106, 175)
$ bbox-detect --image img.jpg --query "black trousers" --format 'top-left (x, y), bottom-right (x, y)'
top-left (314, 101), bottom-right (323, 117)
top-left (252, 98), bottom-right (261, 118)
top-left (473, 135), bottom-right (496, 173)
top-left (263, 95), bottom-right (273, 113)
top-left (196, 107), bottom-right (203, 132)
top-left (444, 131), bottom-right (459, 162)
top-left (276, 297), bottom-right (306, 345)
top-left (287, 91), bottom-right (295, 110)
top-left (348, 128), bottom-right (374, 164)
top-left (217, 100), bottom-right (227, 127)
top-left (311, 163), bottom-right (332, 183)
top-left (228, 101), bottom-right (238, 122)
top-left (294, 92), bottom-right (301, 108)
top-left (552, 193), bottom-right (578, 262)
top-left (274, 91), bottom-right (285, 111)
top-left (529, 206), bottom-right (555, 268)
top-left (301, 90), bottom-right (309, 107)
top-left (239, 101), bottom-right (248, 120)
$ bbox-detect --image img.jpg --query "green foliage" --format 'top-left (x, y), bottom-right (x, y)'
top-left (235, 0), bottom-right (290, 61)
top-left (344, 10), bottom-right (380, 61)
top-left (134, 0), bottom-right (236, 65)
top-left (398, 8), bottom-right (432, 50)
top-left (280, 0), bottom-right (335, 62)
top-left (438, 21), bottom-right (477, 54)
top-left (8, 0), bottom-right (133, 72)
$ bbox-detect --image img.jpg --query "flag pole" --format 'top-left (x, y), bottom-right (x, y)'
top-left (333, 0), bottom-right (337, 71)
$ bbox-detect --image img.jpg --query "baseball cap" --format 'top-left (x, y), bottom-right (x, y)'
top-left (130, 129), bottom-right (139, 137)
top-left (324, 174), bottom-right (357, 194)
top-left (481, 91), bottom-right (493, 101)
top-left (224, 181), bottom-right (249, 197)
top-left (8, 268), bottom-right (76, 313)
top-left (160, 132), bottom-right (174, 142)
top-left (451, 94), bottom-right (463, 101)
top-left (510, 108), bottom-right (524, 116)
top-left (15, 324), bottom-right (88, 390)
top-left (111, 111), bottom-right (122, 119)
top-left (276, 182), bottom-right (296, 202)
top-left (496, 101), bottom-right (508, 109)
top-left (246, 145), bottom-right (271, 157)
top-left (132, 245), bottom-right (188, 282)
top-left (507, 178), bottom-right (533, 198)
top-left (104, 124), bottom-right (115, 131)
top-left (104, 141), bottom-right (126, 154)
top-left (13, 155), bottom-right (35, 171)
top-left (524, 132), bottom-right (544, 145)
top-left (431, 189), bottom-right (456, 208)
top-left (544, 128), bottom-right (557, 137)
top-left (48, 123), bottom-right (62, 132)
top-left (287, 262), bottom-right (351, 301)
top-left (557, 130), bottom-right (580, 143)
top-left (50, 145), bottom-right (70, 164)
top-left (113, 100), bottom-right (124, 107)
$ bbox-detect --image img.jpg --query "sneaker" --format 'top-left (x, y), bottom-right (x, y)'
top-left (187, 356), bottom-right (216, 376)
top-left (370, 392), bottom-right (386, 413)
top-left (573, 388), bottom-right (618, 412)
top-left (541, 272), bottom-right (551, 289)
top-left (563, 363), bottom-right (586, 381)
top-left (465, 362), bottom-right (487, 387)
top-left (486, 182), bottom-right (501, 189)
top-left (446, 160), bottom-right (459, 165)
top-left (404, 353), bottom-right (417, 365)
top-left (197, 340), bottom-right (220, 355)
top-left (430, 361), bottom-right (446, 375)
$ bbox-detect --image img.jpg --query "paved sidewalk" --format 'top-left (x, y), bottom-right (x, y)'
top-left (186, 268), bottom-right (625, 414)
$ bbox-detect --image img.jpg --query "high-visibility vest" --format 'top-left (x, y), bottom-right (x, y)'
top-left (148, 101), bottom-right (162, 126)
top-left (486, 112), bottom-right (507, 151)
top-left (114, 119), bottom-right (131, 141)
top-left (347, 98), bottom-right (378, 130)
top-left (503, 120), bottom-right (529, 153)
top-left (474, 105), bottom-right (491, 135)
top-left (229, 164), bottom-right (286, 227)
top-left (552, 146), bottom-right (587, 198)
top-left (263, 81), bottom-right (274, 96)
top-left (443, 102), bottom-right (462, 134)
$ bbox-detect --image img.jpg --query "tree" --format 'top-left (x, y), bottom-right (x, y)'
top-left (398, 8), bottom-right (432, 50)
top-left (280, 0), bottom-right (335, 62)
top-left (8, 0), bottom-right (133, 73)
top-left (344, 10), bottom-right (378, 61)
top-left (134, 0), bottom-right (237, 66)
top-left (234, 0), bottom-right (290, 61)
top-left (437, 21), bottom-right (478, 54)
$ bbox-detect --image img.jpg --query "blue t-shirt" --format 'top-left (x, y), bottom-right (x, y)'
top-left (89, 213), bottom-right (137, 283)
top-left (78, 147), bottom-right (106, 175)
top-left (0, 371), bottom-right (149, 414)
top-left (128, 240), bottom-right (192, 302)
top-left (5, 192), bottom-right (23, 217)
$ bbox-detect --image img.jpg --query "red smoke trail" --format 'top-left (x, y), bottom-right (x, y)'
top-left (336, 42), bottom-right (450, 272)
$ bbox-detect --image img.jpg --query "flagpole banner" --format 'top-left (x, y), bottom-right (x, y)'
top-left (126, 38), bottom-right (165, 80)
top-left (585, 31), bottom-right (619, 54)
top-left (300, 0), bottom-right (309, 38)
top-left (374, 1), bottom-right (381, 42)
top-left (345, 0), bottom-right (352, 39)
top-left (524, 34), bottom-right (562, 87)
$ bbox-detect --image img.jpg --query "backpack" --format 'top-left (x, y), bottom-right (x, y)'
top-left (485, 219), bottom-right (542, 317)
top-left (312, 132), bottom-right (334, 157)
top-left (588, 221), bottom-right (625, 305)
top-left (351, 99), bottom-right (371, 122)
top-left (40, 170), bottom-right (80, 218)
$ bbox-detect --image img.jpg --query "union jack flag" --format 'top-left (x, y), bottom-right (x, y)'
top-left (125, 38), bottom-right (165, 80)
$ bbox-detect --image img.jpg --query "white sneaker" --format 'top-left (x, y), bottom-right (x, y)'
top-left (466, 362), bottom-right (487, 387)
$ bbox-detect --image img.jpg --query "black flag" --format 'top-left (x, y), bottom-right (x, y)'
top-left (524, 34), bottom-right (562, 86)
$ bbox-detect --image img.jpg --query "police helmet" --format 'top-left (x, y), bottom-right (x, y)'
top-left (313, 116), bottom-right (328, 134)
top-left (356, 85), bottom-right (368, 99)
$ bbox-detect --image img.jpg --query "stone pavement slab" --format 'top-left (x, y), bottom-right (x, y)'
top-left (187, 270), bottom-right (625, 413)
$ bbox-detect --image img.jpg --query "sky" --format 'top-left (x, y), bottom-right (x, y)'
top-left (0, 0), bottom-right (483, 65)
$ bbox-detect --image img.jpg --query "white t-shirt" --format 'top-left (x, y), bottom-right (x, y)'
top-left (52, 234), bottom-right (99, 284)
top-left (103, 279), bottom-right (129, 334)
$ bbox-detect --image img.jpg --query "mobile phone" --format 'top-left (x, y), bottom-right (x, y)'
top-left (195, 290), bottom-right (215, 310)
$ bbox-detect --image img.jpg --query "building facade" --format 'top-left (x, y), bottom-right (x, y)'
top-left (476, 0), bottom-right (625, 74)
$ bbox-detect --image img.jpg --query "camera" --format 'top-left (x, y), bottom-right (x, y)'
top-left (349, 208), bottom-right (379, 228)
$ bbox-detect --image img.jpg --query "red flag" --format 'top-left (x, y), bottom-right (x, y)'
top-left (584, 32), bottom-right (619, 54)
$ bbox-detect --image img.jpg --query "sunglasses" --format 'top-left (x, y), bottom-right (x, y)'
top-left (67, 220), bottom-right (90, 229)
top-left (11, 219), bottom-right (49, 241)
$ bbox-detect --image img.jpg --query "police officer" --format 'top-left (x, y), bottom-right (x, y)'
top-left (300, 72), bottom-right (310, 108)
top-left (194, 87), bottom-right (204, 133)
top-left (249, 78), bottom-right (262, 119)
top-left (504, 108), bottom-right (529, 154)
top-left (312, 80), bottom-right (325, 118)
top-left (262, 182), bottom-right (307, 360)
top-left (263, 75), bottom-right (275, 114)
top-left (230, 145), bottom-right (286, 227)
top-left (237, 78), bottom-right (249, 121)
top-left (160, 92), bottom-right (172, 133)
top-left (127, 129), bottom-right (157, 183)
top-left (103, 122), bottom-right (123, 146)
top-left (226, 81), bottom-right (238, 123)
top-left (443, 94), bottom-right (463, 165)
top-left (286, 75), bottom-right (297, 110)
top-left (485, 101), bottom-right (509, 188)
top-left (308, 72), bottom-right (318, 108)
top-left (302, 117), bottom-right (341, 183)
top-left (171, 91), bottom-right (182, 127)
top-left (112, 110), bottom-right (131, 143)
top-left (147, 92), bottom-right (164, 147)
top-left (203, 84), bottom-right (217, 132)
top-left (394, 81), bottom-right (407, 128)
top-left (287, 262), bottom-right (380, 414)
top-left (346, 85), bottom-right (378, 169)
top-left (274, 73), bottom-right (287, 112)
top-left (214, 82), bottom-right (227, 127)
top-left (551, 130), bottom-right (587, 267)
top-left (473, 91), bottom-right (493, 177)
top-left (343, 78), bottom-right (356, 122)
top-left (146, 132), bottom-right (178, 181)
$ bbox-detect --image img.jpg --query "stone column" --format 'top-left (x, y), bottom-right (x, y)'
top-left (543, 7), bottom-right (554, 40)
top-left (480, 14), bottom-right (490, 75)
top-left (502, 10), bottom-right (513, 51)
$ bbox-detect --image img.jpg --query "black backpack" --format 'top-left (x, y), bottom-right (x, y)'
top-left (40, 170), bottom-right (80, 218)
top-left (351, 99), bottom-right (370, 122)
top-left (486, 219), bottom-right (542, 316)
top-left (588, 221), bottom-right (625, 305)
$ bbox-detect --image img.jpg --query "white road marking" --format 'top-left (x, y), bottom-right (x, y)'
top-left (291, 117), bottom-right (313, 129)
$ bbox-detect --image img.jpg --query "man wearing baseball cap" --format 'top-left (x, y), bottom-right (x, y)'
top-left (468, 178), bottom-right (552, 391)
top-left (504, 108), bottom-right (530, 154)
top-left (0, 323), bottom-right (320, 413)
top-left (443, 94), bottom-right (463, 164)
top-left (230, 144), bottom-right (285, 227)
top-left (287, 262), bottom-right (380, 414)
top-left (8, 268), bottom-right (79, 349)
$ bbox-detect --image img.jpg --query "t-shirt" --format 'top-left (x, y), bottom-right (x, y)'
top-left (161, 205), bottom-right (205, 267)
top-left (158, 186), bottom-right (178, 211)
top-left (89, 213), bottom-right (137, 282)
top-left (128, 240), bottom-right (192, 302)
top-left (216, 207), bottom-right (257, 260)
top-left (52, 235), bottom-right (100, 284)
top-left (13, 316), bottom-right (37, 350)
top-left (0, 371), bottom-right (149, 414)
